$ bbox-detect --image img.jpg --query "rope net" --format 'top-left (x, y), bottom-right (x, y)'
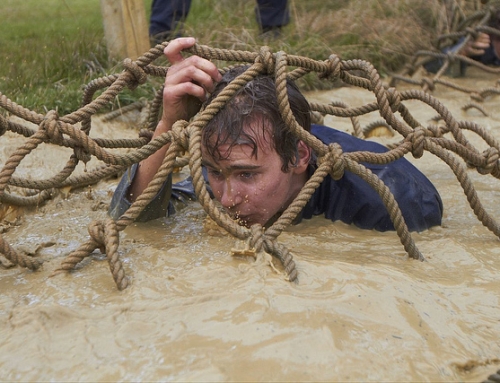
top-left (1, 26), bottom-right (500, 291)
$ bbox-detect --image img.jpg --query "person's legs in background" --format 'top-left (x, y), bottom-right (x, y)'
top-left (149, 0), bottom-right (288, 45)
top-left (255, 0), bottom-right (289, 39)
top-left (149, 0), bottom-right (192, 45)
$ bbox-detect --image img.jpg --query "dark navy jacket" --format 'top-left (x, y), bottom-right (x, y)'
top-left (109, 124), bottom-right (443, 232)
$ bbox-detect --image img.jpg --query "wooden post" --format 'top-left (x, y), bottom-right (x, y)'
top-left (100, 0), bottom-right (150, 61)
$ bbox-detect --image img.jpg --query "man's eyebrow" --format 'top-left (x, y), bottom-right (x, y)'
top-left (227, 164), bottom-right (261, 171)
top-left (202, 160), bottom-right (261, 171)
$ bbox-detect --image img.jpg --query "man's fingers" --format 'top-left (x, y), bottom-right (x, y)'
top-left (166, 56), bottom-right (221, 89)
top-left (468, 47), bottom-right (486, 56)
top-left (477, 32), bottom-right (490, 42)
top-left (476, 42), bottom-right (490, 48)
top-left (164, 37), bottom-right (197, 64)
top-left (163, 82), bottom-right (207, 103)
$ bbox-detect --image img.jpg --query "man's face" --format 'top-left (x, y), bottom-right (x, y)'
top-left (201, 127), bottom-right (308, 227)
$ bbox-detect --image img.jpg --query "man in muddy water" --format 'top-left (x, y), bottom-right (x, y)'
top-left (109, 37), bottom-right (443, 232)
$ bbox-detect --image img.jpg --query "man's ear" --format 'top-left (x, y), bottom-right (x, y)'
top-left (293, 140), bottom-right (311, 174)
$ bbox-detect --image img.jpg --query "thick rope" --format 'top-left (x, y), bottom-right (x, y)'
top-left (1, 35), bottom-right (500, 290)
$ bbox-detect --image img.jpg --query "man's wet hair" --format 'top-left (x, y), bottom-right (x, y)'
top-left (202, 65), bottom-right (311, 172)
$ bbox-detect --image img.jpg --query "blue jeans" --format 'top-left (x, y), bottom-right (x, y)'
top-left (149, 0), bottom-right (289, 37)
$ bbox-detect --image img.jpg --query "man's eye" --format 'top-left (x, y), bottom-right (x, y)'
top-left (208, 169), bottom-right (222, 178)
top-left (240, 172), bottom-right (254, 179)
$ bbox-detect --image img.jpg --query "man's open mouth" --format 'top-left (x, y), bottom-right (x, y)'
top-left (227, 211), bottom-right (250, 227)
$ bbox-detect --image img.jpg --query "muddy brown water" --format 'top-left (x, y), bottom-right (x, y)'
top-left (1, 68), bottom-right (500, 381)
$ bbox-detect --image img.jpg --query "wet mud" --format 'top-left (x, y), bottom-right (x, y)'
top-left (1, 68), bottom-right (500, 381)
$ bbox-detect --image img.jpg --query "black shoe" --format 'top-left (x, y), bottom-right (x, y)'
top-left (259, 26), bottom-right (282, 41)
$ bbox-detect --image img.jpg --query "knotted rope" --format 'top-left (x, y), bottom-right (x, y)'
top-left (1, 38), bottom-right (500, 290)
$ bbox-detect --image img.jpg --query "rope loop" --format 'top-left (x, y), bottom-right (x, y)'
top-left (171, 120), bottom-right (190, 150)
top-left (478, 147), bottom-right (500, 174)
top-left (409, 126), bottom-right (427, 158)
top-left (73, 148), bottom-right (91, 164)
top-left (40, 110), bottom-right (64, 144)
top-left (38, 109), bottom-right (92, 163)
top-left (123, 58), bottom-right (148, 90)
top-left (318, 143), bottom-right (345, 180)
top-left (257, 46), bottom-right (275, 74)
top-left (464, 26), bottom-right (479, 40)
top-left (427, 124), bottom-right (445, 138)
top-left (103, 218), bottom-right (129, 290)
top-left (249, 224), bottom-right (265, 253)
top-left (88, 220), bottom-right (105, 252)
top-left (445, 51), bottom-right (457, 63)
top-left (319, 54), bottom-right (341, 80)
top-left (138, 128), bottom-right (154, 141)
top-left (421, 77), bottom-right (435, 91)
top-left (387, 87), bottom-right (402, 113)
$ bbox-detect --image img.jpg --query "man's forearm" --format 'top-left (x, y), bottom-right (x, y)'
top-left (128, 120), bottom-right (172, 202)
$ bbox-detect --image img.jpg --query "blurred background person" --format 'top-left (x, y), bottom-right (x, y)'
top-left (149, 0), bottom-right (289, 45)
top-left (424, 9), bottom-right (500, 75)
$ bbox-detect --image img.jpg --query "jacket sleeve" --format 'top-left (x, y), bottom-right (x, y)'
top-left (108, 164), bottom-right (173, 222)
top-left (302, 125), bottom-right (443, 232)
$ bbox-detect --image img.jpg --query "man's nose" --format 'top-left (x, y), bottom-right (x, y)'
top-left (219, 180), bottom-right (244, 208)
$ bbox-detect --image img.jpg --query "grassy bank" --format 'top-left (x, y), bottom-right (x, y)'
top-left (0, 0), bottom-right (480, 115)
top-left (0, 0), bottom-right (107, 114)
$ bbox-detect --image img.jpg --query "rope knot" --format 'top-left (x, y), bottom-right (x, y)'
top-left (138, 128), bottom-right (154, 141)
top-left (478, 147), bottom-right (499, 175)
top-left (409, 126), bottom-right (426, 158)
top-left (257, 46), bottom-right (275, 74)
top-left (318, 143), bottom-right (344, 180)
top-left (445, 50), bottom-right (458, 64)
top-left (171, 120), bottom-right (190, 150)
top-left (427, 124), bottom-right (445, 138)
top-left (73, 147), bottom-right (92, 164)
top-left (123, 58), bottom-right (148, 90)
top-left (319, 54), bottom-right (341, 80)
top-left (386, 87), bottom-right (401, 113)
top-left (88, 220), bottom-right (105, 253)
top-left (420, 77), bottom-right (435, 91)
top-left (40, 110), bottom-right (64, 144)
top-left (249, 224), bottom-right (265, 253)
top-left (464, 27), bottom-right (478, 40)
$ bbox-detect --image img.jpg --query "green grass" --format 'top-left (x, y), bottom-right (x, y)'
top-left (0, 0), bottom-right (108, 114)
top-left (0, 0), bottom-right (475, 115)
